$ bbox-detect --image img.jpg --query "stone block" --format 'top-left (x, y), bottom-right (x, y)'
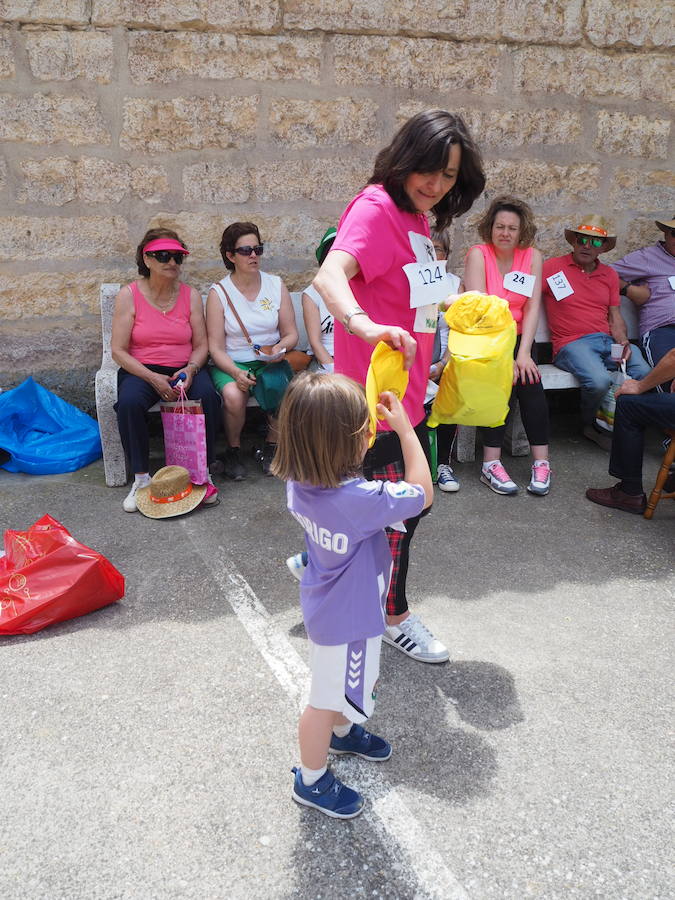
top-left (0, 270), bottom-right (131, 320)
top-left (76, 158), bottom-right (131, 204)
top-left (610, 170), bottom-right (675, 211)
top-left (16, 157), bottom-right (77, 205)
top-left (128, 31), bottom-right (321, 84)
top-left (501, 0), bottom-right (582, 44)
top-left (334, 36), bottom-right (501, 93)
top-left (24, 31), bottom-right (114, 82)
top-left (513, 47), bottom-right (670, 102)
top-left (130, 166), bottom-right (170, 204)
top-left (0, 28), bottom-right (15, 79)
top-left (585, 1), bottom-right (674, 48)
top-left (1, 317), bottom-right (102, 405)
top-left (614, 217), bottom-right (663, 257)
top-left (396, 101), bottom-right (583, 148)
top-left (182, 163), bottom-right (250, 204)
top-left (120, 96), bottom-right (258, 152)
top-left (251, 158), bottom-right (369, 203)
top-left (284, 0), bottom-right (513, 41)
top-left (269, 98), bottom-right (379, 149)
top-left (484, 160), bottom-right (599, 206)
top-left (0, 156), bottom-right (7, 192)
top-left (0, 93), bottom-right (110, 145)
top-left (595, 111), bottom-right (671, 160)
top-left (0, 216), bottom-right (132, 261)
top-left (0, 1), bottom-right (90, 25)
top-left (92, 0), bottom-right (280, 31)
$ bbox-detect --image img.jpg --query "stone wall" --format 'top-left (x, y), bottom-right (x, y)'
top-left (1, 1), bottom-right (673, 411)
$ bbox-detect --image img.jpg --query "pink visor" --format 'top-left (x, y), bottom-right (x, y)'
top-left (143, 238), bottom-right (189, 255)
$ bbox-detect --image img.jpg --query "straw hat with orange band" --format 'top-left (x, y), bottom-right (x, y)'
top-left (564, 215), bottom-right (617, 252)
top-left (135, 465), bottom-right (206, 519)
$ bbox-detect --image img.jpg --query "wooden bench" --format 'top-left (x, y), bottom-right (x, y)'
top-left (454, 297), bottom-right (640, 461)
top-left (95, 284), bottom-right (309, 487)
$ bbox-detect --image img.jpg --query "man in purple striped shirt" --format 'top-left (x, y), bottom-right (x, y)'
top-left (612, 216), bottom-right (675, 388)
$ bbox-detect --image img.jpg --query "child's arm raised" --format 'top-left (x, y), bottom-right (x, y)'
top-left (376, 391), bottom-right (433, 509)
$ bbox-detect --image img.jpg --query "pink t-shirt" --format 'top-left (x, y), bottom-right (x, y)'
top-left (472, 243), bottom-right (534, 334)
top-left (127, 281), bottom-right (193, 366)
top-left (331, 183), bottom-right (435, 430)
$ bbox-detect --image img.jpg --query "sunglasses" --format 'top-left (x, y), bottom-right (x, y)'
top-left (576, 235), bottom-right (605, 248)
top-left (233, 244), bottom-right (264, 257)
top-left (665, 228), bottom-right (675, 238)
top-left (146, 250), bottom-right (186, 264)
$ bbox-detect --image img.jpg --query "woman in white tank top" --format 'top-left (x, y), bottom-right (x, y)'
top-left (206, 221), bottom-right (298, 478)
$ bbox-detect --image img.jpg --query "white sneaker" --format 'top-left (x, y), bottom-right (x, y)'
top-left (480, 461), bottom-right (518, 495)
top-left (123, 474), bottom-right (151, 512)
top-left (286, 552), bottom-right (307, 582)
top-left (383, 614), bottom-right (449, 664)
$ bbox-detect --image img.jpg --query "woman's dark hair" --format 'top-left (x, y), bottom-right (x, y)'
top-left (477, 195), bottom-right (537, 248)
top-left (135, 227), bottom-right (187, 277)
top-left (219, 221), bottom-right (262, 269)
top-left (369, 110), bottom-right (485, 230)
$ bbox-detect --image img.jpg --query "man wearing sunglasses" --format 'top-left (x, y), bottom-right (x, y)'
top-left (542, 215), bottom-right (651, 450)
top-left (611, 215), bottom-right (675, 386)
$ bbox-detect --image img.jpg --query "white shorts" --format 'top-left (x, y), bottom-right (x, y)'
top-left (308, 635), bottom-right (382, 724)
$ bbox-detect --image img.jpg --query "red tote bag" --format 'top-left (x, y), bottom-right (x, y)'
top-left (0, 514), bottom-right (125, 635)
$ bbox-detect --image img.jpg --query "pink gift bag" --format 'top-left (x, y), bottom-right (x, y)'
top-left (160, 389), bottom-right (208, 485)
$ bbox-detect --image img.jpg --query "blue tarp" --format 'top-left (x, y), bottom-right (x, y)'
top-left (0, 378), bottom-right (102, 475)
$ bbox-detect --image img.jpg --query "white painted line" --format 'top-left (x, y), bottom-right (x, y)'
top-left (184, 533), bottom-right (470, 900)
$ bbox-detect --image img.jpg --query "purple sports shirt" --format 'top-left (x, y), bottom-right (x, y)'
top-left (287, 477), bottom-right (425, 646)
top-left (611, 242), bottom-right (675, 336)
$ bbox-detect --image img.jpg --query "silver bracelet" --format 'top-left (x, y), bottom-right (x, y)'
top-left (343, 307), bottom-right (367, 335)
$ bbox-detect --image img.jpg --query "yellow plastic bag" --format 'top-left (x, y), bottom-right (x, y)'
top-left (365, 342), bottom-right (409, 446)
top-left (427, 292), bottom-right (516, 428)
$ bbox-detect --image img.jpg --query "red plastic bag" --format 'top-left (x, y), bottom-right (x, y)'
top-left (0, 514), bottom-right (125, 635)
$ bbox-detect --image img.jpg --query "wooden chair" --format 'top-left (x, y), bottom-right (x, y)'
top-left (644, 429), bottom-right (675, 520)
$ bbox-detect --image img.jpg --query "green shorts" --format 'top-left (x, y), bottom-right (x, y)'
top-left (209, 359), bottom-right (267, 393)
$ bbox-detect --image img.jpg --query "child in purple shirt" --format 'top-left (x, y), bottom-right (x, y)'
top-left (272, 372), bottom-right (432, 819)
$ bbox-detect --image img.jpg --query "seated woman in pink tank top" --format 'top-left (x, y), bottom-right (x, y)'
top-left (111, 227), bottom-right (221, 513)
top-left (464, 195), bottom-right (551, 497)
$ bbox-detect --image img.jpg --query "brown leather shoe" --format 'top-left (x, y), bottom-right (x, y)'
top-left (585, 484), bottom-right (647, 515)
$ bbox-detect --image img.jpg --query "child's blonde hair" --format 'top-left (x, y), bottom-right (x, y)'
top-left (271, 373), bottom-right (369, 488)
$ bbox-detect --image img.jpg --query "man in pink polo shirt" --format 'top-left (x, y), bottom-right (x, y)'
top-left (541, 215), bottom-right (651, 450)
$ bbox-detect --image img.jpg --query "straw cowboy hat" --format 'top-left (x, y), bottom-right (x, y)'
top-left (655, 215), bottom-right (675, 233)
top-left (564, 215), bottom-right (617, 252)
top-left (135, 465), bottom-right (206, 519)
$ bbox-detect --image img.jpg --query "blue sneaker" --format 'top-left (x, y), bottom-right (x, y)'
top-left (329, 724), bottom-right (392, 761)
top-left (291, 766), bottom-right (364, 819)
top-left (437, 463), bottom-right (460, 492)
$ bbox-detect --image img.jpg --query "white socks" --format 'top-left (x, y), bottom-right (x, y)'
top-left (300, 765), bottom-right (327, 786)
top-left (333, 723), bottom-right (352, 738)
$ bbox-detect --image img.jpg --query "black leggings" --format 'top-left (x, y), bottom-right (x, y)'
top-left (481, 338), bottom-right (549, 449)
top-left (363, 420), bottom-right (432, 618)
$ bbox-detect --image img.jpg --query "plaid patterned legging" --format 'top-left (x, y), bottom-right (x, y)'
top-left (363, 421), bottom-right (431, 618)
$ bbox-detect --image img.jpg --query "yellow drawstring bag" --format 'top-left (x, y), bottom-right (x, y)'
top-left (365, 342), bottom-right (409, 446)
top-left (427, 292), bottom-right (516, 428)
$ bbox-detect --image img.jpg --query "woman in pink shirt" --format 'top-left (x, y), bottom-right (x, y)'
top-left (464, 195), bottom-right (551, 497)
top-left (312, 110), bottom-right (485, 665)
top-left (111, 228), bottom-right (221, 512)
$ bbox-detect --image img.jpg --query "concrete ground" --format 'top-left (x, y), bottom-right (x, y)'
top-left (1, 412), bottom-right (673, 900)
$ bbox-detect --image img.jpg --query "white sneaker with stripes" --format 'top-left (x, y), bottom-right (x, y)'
top-left (383, 614), bottom-right (449, 664)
